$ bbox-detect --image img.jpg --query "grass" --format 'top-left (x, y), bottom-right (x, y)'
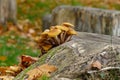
top-left (17, 0), bottom-right (82, 29)
top-left (38, 75), bottom-right (50, 80)
top-left (0, 31), bottom-right (41, 66)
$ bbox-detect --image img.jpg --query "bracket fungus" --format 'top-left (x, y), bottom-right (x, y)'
top-left (36, 22), bottom-right (77, 56)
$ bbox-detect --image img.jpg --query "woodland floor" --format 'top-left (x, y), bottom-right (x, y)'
top-left (0, 0), bottom-right (120, 80)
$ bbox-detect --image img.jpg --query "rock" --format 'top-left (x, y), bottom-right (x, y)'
top-left (43, 5), bottom-right (120, 36)
top-left (14, 32), bottom-right (120, 80)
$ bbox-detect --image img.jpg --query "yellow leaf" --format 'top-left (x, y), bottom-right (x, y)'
top-left (0, 56), bottom-right (7, 61)
top-left (26, 64), bottom-right (57, 80)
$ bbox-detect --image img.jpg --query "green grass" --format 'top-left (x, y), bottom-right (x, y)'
top-left (0, 31), bottom-right (41, 66)
top-left (17, 0), bottom-right (83, 23)
top-left (38, 75), bottom-right (50, 80)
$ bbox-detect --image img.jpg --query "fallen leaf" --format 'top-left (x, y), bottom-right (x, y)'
top-left (0, 56), bottom-right (7, 61)
top-left (0, 76), bottom-right (14, 80)
top-left (0, 65), bottom-right (22, 76)
top-left (0, 67), bottom-right (8, 75)
top-left (6, 65), bottom-right (22, 76)
top-left (20, 55), bottom-right (38, 68)
top-left (91, 60), bottom-right (102, 70)
top-left (7, 39), bottom-right (16, 44)
top-left (26, 64), bottom-right (57, 80)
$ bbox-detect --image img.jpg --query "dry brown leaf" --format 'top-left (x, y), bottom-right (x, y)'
top-left (0, 67), bottom-right (8, 76)
top-left (20, 55), bottom-right (39, 68)
top-left (91, 60), bottom-right (102, 70)
top-left (0, 76), bottom-right (14, 80)
top-left (0, 65), bottom-right (22, 76)
top-left (26, 64), bottom-right (57, 80)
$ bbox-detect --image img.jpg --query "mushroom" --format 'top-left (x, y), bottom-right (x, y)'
top-left (36, 29), bottom-right (50, 43)
top-left (42, 44), bottom-right (52, 51)
top-left (56, 23), bottom-right (77, 43)
top-left (48, 28), bottom-right (61, 37)
top-left (55, 25), bottom-right (69, 43)
top-left (67, 28), bottom-right (77, 35)
top-left (62, 22), bottom-right (74, 28)
top-left (47, 28), bottom-right (61, 45)
top-left (41, 29), bottom-right (50, 35)
top-left (55, 23), bottom-right (76, 43)
top-left (64, 28), bottom-right (77, 42)
top-left (37, 22), bottom-right (77, 56)
top-left (55, 25), bottom-right (69, 31)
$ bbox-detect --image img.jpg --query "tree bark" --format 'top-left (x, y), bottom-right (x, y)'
top-left (14, 32), bottom-right (120, 80)
top-left (0, 0), bottom-right (17, 25)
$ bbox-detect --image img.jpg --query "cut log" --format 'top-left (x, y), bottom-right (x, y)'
top-left (43, 6), bottom-right (120, 36)
top-left (14, 32), bottom-right (120, 80)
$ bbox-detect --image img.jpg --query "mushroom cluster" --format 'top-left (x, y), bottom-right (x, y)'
top-left (36, 22), bottom-right (77, 56)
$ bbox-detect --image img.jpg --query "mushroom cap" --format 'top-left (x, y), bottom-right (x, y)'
top-left (50, 26), bottom-right (56, 29)
top-left (41, 29), bottom-right (50, 35)
top-left (40, 29), bottom-right (49, 39)
top-left (62, 22), bottom-right (74, 28)
top-left (67, 28), bottom-right (77, 35)
top-left (35, 29), bottom-right (49, 43)
top-left (47, 28), bottom-right (61, 37)
top-left (55, 25), bottom-right (69, 31)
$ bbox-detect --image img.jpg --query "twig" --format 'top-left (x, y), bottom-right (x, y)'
top-left (87, 66), bottom-right (120, 74)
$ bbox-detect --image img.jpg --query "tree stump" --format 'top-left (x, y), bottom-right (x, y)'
top-left (0, 0), bottom-right (17, 25)
top-left (14, 32), bottom-right (120, 80)
top-left (43, 6), bottom-right (120, 36)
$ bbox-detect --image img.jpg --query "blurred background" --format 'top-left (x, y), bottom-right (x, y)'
top-left (17, 0), bottom-right (120, 30)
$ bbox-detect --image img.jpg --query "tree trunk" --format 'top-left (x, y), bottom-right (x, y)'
top-left (14, 32), bottom-right (120, 80)
top-left (0, 0), bottom-right (17, 25)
